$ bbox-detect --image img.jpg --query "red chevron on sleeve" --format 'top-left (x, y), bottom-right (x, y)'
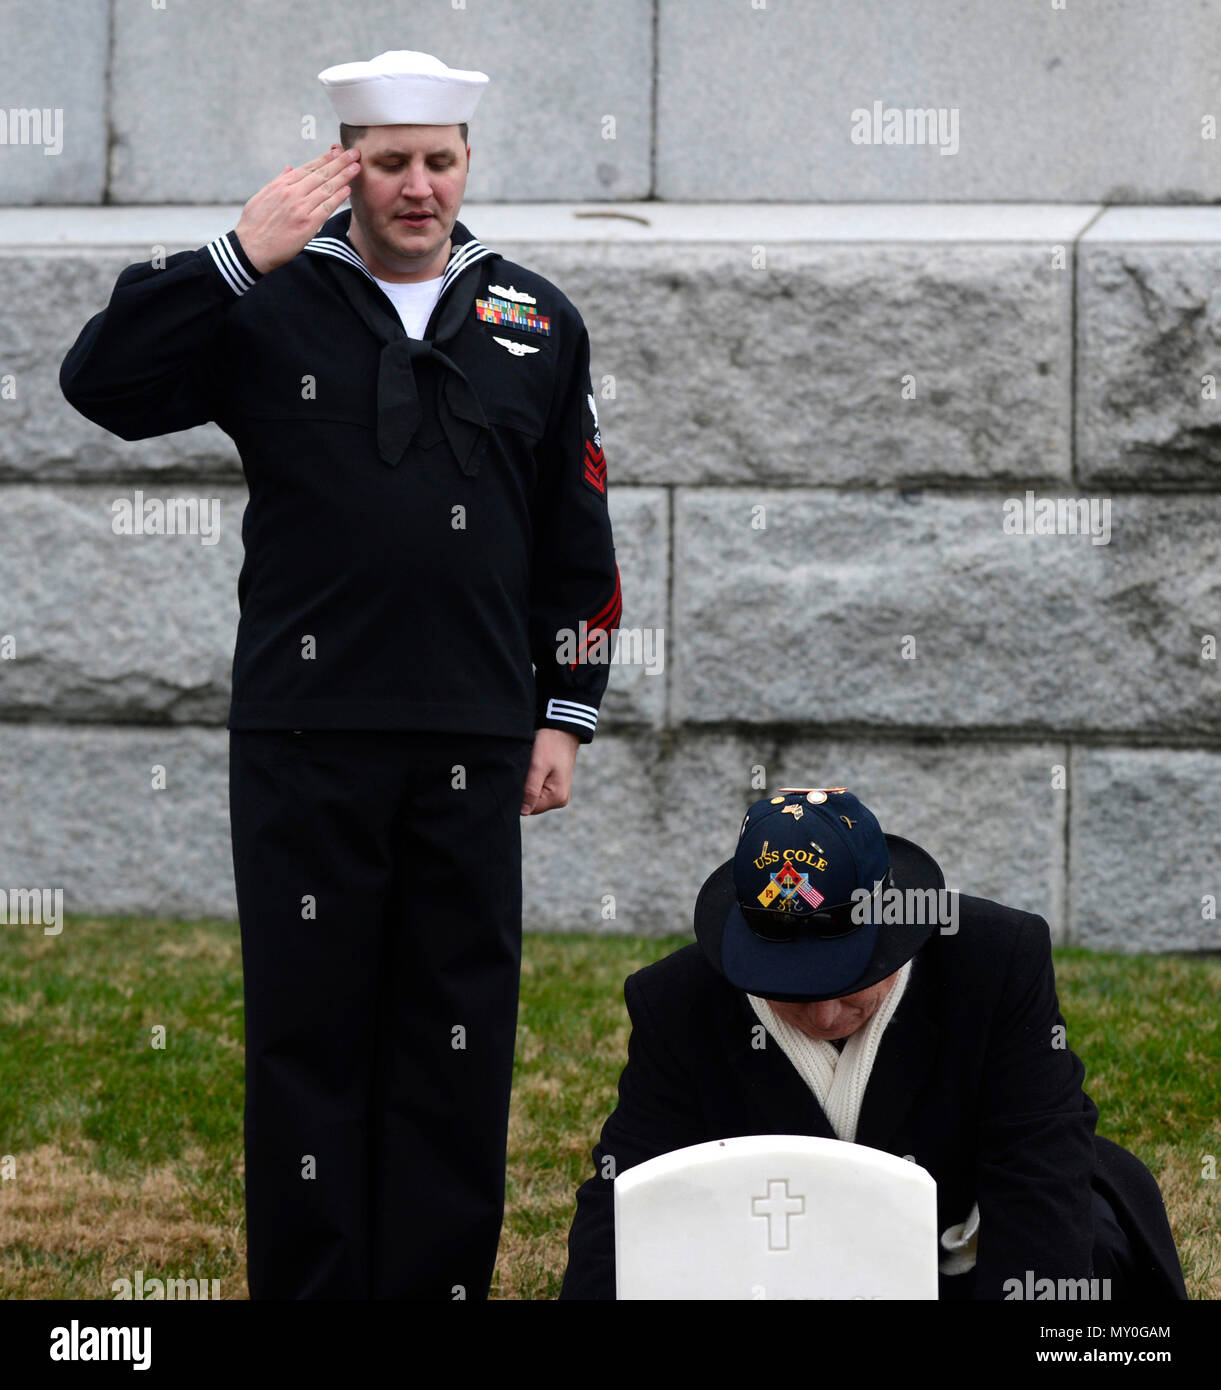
top-left (572, 566), bottom-right (623, 669)
top-left (583, 439), bottom-right (607, 494)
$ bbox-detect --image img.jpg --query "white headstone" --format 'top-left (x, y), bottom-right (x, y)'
top-left (614, 1134), bottom-right (939, 1300)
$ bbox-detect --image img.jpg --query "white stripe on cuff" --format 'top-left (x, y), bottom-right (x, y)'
top-left (207, 235), bottom-right (256, 296)
top-left (545, 698), bottom-right (598, 733)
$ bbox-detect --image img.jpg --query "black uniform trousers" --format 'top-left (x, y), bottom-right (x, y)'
top-left (229, 728), bottom-right (534, 1300)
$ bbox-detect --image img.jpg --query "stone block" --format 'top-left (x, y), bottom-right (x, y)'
top-left (0, 1), bottom-right (108, 204)
top-left (1, 484), bottom-right (242, 723)
top-left (507, 237), bottom-right (1073, 487)
top-left (1070, 749), bottom-right (1221, 952)
top-left (0, 245), bottom-right (241, 480)
top-left (0, 724), bottom-right (236, 922)
top-left (1079, 210), bottom-right (1221, 487)
top-left (109, 0), bottom-right (652, 203)
top-left (657, 0), bottom-right (1221, 203)
top-left (598, 487), bottom-right (668, 730)
top-left (522, 731), bottom-right (756, 936)
top-left (673, 489), bottom-right (1221, 740)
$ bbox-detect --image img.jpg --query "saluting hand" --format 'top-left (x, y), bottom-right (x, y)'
top-left (235, 144), bottom-right (362, 275)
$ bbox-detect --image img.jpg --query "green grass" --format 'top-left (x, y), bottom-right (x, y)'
top-left (1045, 948), bottom-right (1221, 1303)
top-left (0, 918), bottom-right (1216, 1299)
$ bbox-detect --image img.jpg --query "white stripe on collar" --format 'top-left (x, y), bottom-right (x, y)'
top-left (304, 229), bottom-right (495, 301)
top-left (439, 237), bottom-right (494, 295)
top-left (306, 235), bottom-right (375, 281)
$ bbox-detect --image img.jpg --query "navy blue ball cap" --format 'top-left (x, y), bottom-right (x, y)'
top-left (694, 788), bottom-right (945, 1002)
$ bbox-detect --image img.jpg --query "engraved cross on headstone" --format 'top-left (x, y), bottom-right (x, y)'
top-left (751, 1177), bottom-right (806, 1251)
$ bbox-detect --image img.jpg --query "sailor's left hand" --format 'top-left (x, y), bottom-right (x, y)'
top-left (521, 728), bottom-right (581, 815)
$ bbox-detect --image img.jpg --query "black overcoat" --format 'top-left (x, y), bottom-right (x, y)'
top-left (560, 897), bottom-right (1187, 1301)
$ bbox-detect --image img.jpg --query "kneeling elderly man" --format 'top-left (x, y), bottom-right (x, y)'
top-left (560, 788), bottom-right (1186, 1300)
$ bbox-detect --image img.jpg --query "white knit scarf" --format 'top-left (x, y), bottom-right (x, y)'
top-left (747, 959), bottom-right (912, 1144)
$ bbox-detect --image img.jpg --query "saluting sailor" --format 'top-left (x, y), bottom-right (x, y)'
top-left (61, 49), bottom-right (621, 1300)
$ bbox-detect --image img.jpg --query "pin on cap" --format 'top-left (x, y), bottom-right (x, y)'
top-left (318, 49), bottom-right (489, 127)
top-left (778, 785), bottom-right (847, 806)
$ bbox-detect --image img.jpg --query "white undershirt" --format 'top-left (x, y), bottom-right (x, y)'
top-left (371, 273), bottom-right (445, 340)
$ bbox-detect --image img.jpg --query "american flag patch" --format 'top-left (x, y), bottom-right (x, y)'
top-left (774, 861), bottom-right (825, 909)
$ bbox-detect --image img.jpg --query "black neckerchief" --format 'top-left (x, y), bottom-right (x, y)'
top-left (305, 211), bottom-right (498, 475)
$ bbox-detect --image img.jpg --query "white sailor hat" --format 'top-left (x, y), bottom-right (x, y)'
top-left (318, 49), bottom-right (489, 127)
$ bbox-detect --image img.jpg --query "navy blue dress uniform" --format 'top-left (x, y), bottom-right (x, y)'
top-left (561, 791), bottom-right (1187, 1301)
top-left (60, 52), bottom-right (620, 1300)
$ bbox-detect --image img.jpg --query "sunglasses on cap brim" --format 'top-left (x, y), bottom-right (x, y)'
top-left (739, 866), bottom-right (895, 943)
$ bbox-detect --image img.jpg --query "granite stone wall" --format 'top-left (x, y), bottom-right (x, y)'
top-left (3, 1), bottom-right (1220, 205)
top-left (2, 4), bottom-right (1218, 950)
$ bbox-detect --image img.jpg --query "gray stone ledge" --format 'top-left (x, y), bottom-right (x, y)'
top-left (0, 203), bottom-right (1104, 247)
top-left (6, 215), bottom-right (1078, 487)
top-left (15, 207), bottom-right (1221, 491)
top-left (1081, 208), bottom-right (1221, 244)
